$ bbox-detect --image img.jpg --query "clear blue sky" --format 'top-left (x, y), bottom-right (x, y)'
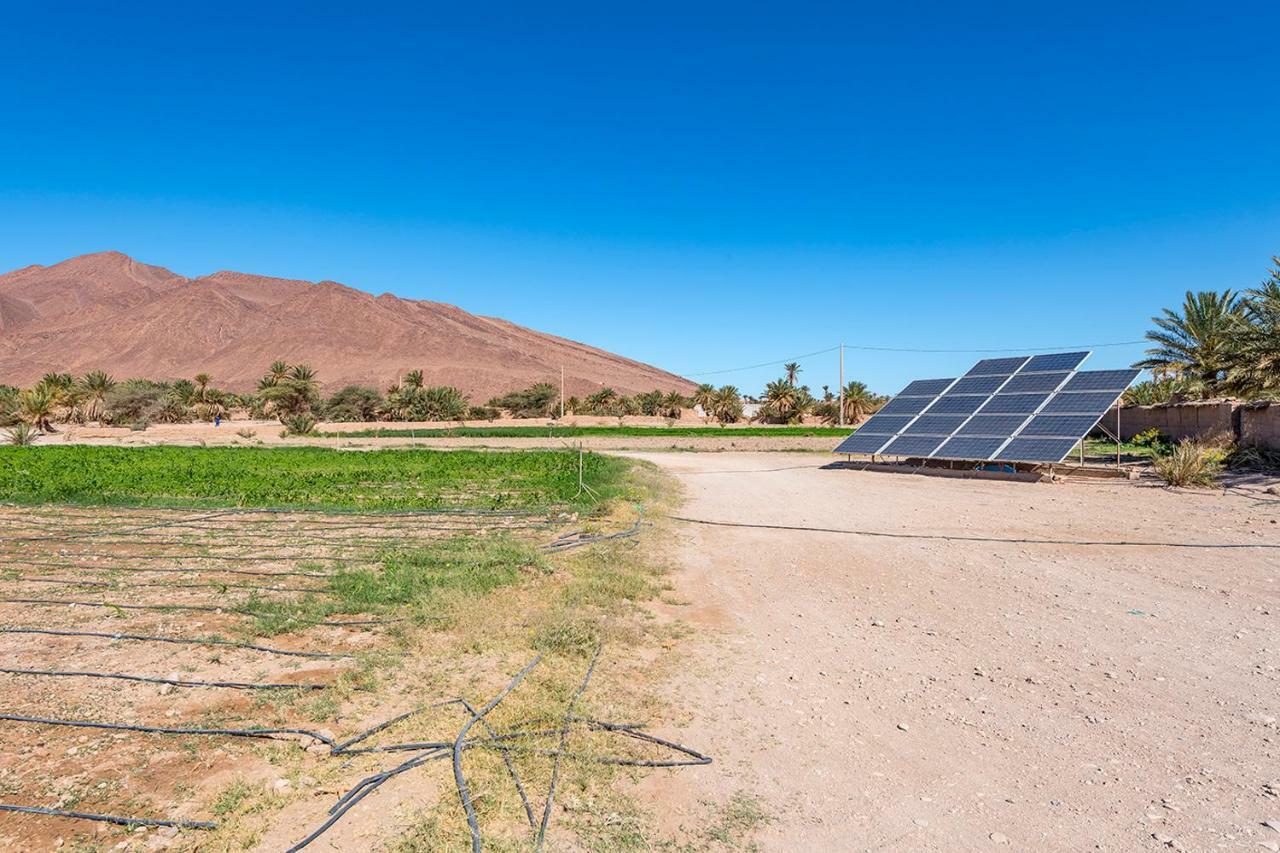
top-left (2, 2), bottom-right (1277, 395)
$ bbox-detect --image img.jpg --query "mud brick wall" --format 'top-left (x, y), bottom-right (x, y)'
top-left (1106, 402), bottom-right (1239, 442)
top-left (1240, 403), bottom-right (1280, 449)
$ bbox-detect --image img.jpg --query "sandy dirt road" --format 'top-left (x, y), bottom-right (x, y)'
top-left (626, 452), bottom-right (1279, 852)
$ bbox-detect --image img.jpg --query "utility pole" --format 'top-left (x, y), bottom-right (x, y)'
top-left (560, 366), bottom-right (565, 420)
top-left (838, 343), bottom-right (845, 427)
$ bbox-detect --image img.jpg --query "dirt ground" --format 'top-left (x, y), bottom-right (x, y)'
top-left (625, 451), bottom-right (1279, 852)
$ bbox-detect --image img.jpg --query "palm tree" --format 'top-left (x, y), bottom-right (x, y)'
top-left (20, 385), bottom-right (55, 432)
top-left (712, 386), bottom-right (743, 423)
top-left (1225, 261), bottom-right (1280, 397)
top-left (841, 380), bottom-right (878, 423)
top-left (784, 362), bottom-right (802, 386)
top-left (268, 360), bottom-right (290, 385)
top-left (691, 384), bottom-right (716, 414)
top-left (193, 373), bottom-right (212, 403)
top-left (78, 370), bottom-right (116, 423)
top-left (661, 391), bottom-right (686, 419)
top-left (763, 379), bottom-right (799, 421)
top-left (404, 369), bottom-right (424, 389)
top-left (1135, 290), bottom-right (1242, 395)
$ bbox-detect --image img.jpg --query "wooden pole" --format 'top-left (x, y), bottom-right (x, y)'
top-left (838, 343), bottom-right (845, 427)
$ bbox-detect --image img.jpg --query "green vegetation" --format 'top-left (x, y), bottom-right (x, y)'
top-left (0, 445), bottom-right (627, 510)
top-left (1133, 257), bottom-right (1280, 400)
top-left (324, 423), bottom-right (850, 438)
top-left (1151, 439), bottom-right (1229, 487)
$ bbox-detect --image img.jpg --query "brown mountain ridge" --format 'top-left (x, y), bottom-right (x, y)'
top-left (0, 251), bottom-right (694, 400)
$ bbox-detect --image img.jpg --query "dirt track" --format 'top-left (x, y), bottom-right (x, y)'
top-left (628, 452), bottom-right (1279, 852)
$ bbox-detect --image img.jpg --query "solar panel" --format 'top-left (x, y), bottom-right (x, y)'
top-left (879, 396), bottom-right (935, 416)
top-left (965, 357), bottom-right (1029, 376)
top-left (1060, 369), bottom-right (1142, 393)
top-left (853, 414), bottom-right (916, 435)
top-left (833, 349), bottom-right (1140, 465)
top-left (1021, 351), bottom-right (1089, 373)
top-left (902, 414), bottom-right (968, 435)
top-left (1018, 414), bottom-right (1105, 437)
top-left (881, 434), bottom-right (947, 457)
top-left (993, 437), bottom-right (1081, 462)
top-left (977, 393), bottom-right (1049, 415)
top-left (933, 435), bottom-right (1007, 460)
top-left (957, 414), bottom-right (1032, 436)
top-left (949, 375), bottom-right (1007, 395)
top-left (1039, 392), bottom-right (1120, 414)
top-left (926, 395), bottom-right (987, 415)
top-left (898, 378), bottom-right (954, 396)
top-left (999, 371), bottom-right (1070, 394)
top-left (833, 431), bottom-right (894, 454)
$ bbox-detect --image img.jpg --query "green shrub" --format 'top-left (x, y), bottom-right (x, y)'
top-left (281, 414), bottom-right (318, 437)
top-left (467, 405), bottom-right (500, 421)
top-left (488, 383), bottom-right (559, 419)
top-left (1131, 428), bottom-right (1168, 448)
top-left (1152, 440), bottom-right (1226, 487)
top-left (4, 423), bottom-right (36, 446)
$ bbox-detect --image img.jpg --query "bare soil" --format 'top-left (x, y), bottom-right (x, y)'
top-left (626, 451), bottom-right (1280, 852)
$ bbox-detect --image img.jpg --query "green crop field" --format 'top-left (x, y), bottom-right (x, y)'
top-left (0, 445), bottom-right (627, 511)
top-left (324, 424), bottom-right (851, 439)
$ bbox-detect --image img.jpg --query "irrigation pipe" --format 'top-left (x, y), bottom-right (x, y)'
top-left (0, 667), bottom-right (328, 691)
top-left (670, 515), bottom-right (1280, 550)
top-left (0, 803), bottom-right (216, 830)
top-left (5, 560), bottom-right (333, 579)
top-left (0, 713), bottom-right (337, 747)
top-left (1, 575), bottom-right (325, 595)
top-left (544, 507), bottom-right (644, 552)
top-left (537, 646), bottom-right (600, 849)
top-left (0, 598), bottom-right (390, 626)
top-left (454, 655), bottom-right (543, 853)
top-left (0, 626), bottom-right (349, 659)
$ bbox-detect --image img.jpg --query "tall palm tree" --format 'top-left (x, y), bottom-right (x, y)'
top-left (20, 385), bottom-right (55, 432)
top-left (763, 379), bottom-right (799, 421)
top-left (404, 369), bottom-right (425, 389)
top-left (784, 362), bottom-right (802, 386)
top-left (712, 386), bottom-right (743, 423)
top-left (661, 391), bottom-right (686, 419)
top-left (841, 380), bottom-right (877, 423)
top-left (1135, 290), bottom-right (1242, 395)
top-left (1226, 262), bottom-right (1280, 397)
top-left (78, 371), bottom-right (116, 423)
top-left (691, 383), bottom-right (716, 414)
top-left (269, 361), bottom-right (290, 385)
top-left (193, 373), bottom-right (211, 403)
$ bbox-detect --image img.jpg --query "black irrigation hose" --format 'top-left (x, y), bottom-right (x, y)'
top-left (0, 503), bottom-right (552, 520)
top-left (6, 559), bottom-right (333, 579)
top-left (455, 655), bottom-right (543, 853)
top-left (670, 515), bottom-right (1280, 550)
top-left (1, 575), bottom-right (326, 595)
top-left (0, 598), bottom-right (388, 626)
top-left (456, 698), bottom-right (537, 829)
top-left (0, 550), bottom-right (360, 564)
top-left (0, 803), bottom-right (216, 830)
top-left (0, 713), bottom-right (337, 747)
top-left (543, 510), bottom-right (644, 552)
top-left (0, 667), bottom-right (328, 691)
top-left (0, 627), bottom-right (350, 659)
top-left (537, 646), bottom-right (600, 849)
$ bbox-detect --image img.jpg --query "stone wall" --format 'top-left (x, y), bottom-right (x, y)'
top-left (1105, 401), bottom-right (1280, 449)
top-left (1240, 403), bottom-right (1280, 449)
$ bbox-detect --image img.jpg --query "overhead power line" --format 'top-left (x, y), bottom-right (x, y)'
top-left (682, 340), bottom-right (1147, 377)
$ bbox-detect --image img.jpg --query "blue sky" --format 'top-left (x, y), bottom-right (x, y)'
top-left (2, 2), bottom-right (1277, 395)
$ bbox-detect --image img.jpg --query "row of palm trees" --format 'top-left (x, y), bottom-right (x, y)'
top-left (1131, 258), bottom-right (1280, 401)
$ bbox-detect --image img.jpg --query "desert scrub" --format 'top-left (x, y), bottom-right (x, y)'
top-left (1152, 440), bottom-right (1228, 487)
top-left (0, 445), bottom-right (628, 511)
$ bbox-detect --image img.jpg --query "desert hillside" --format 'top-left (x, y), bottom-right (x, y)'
top-left (0, 251), bottom-right (694, 398)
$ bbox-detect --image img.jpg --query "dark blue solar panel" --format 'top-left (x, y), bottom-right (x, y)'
top-left (925, 395), bottom-right (986, 415)
top-left (964, 356), bottom-right (1029, 377)
top-left (878, 396), bottom-right (935, 416)
top-left (992, 437), bottom-right (1080, 463)
top-left (932, 436), bottom-right (1007, 460)
top-left (833, 431), bottom-right (893, 454)
top-left (949, 375), bottom-right (1007, 395)
top-left (853, 414), bottom-right (915, 435)
top-left (977, 393), bottom-right (1049, 415)
top-left (1060, 369), bottom-right (1141, 393)
top-left (898, 378), bottom-right (954, 397)
top-left (957, 414), bottom-right (1031, 436)
top-left (1018, 415), bottom-right (1104, 437)
top-left (881, 434), bottom-right (947, 457)
top-left (1021, 351), bottom-right (1089, 373)
top-left (1039, 392), bottom-right (1120, 415)
top-left (1000, 372), bottom-right (1070, 394)
top-left (902, 414), bottom-right (968, 435)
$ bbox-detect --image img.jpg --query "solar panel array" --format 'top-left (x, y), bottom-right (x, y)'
top-left (834, 351), bottom-right (1140, 463)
